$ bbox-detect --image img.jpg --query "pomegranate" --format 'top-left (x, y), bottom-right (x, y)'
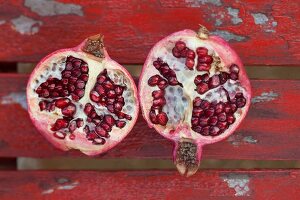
top-left (139, 26), bottom-right (251, 176)
top-left (27, 34), bottom-right (139, 156)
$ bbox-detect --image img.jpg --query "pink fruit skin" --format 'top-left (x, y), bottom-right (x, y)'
top-left (139, 29), bottom-right (251, 173)
top-left (27, 35), bottom-right (139, 156)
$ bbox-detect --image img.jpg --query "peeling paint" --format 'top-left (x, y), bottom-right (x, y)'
top-left (1, 92), bottom-right (27, 110)
top-left (215, 19), bottom-right (223, 26)
top-left (243, 136), bottom-right (258, 144)
top-left (42, 181), bottom-right (79, 195)
top-left (185, 0), bottom-right (222, 7)
top-left (222, 174), bottom-right (251, 196)
top-left (211, 30), bottom-right (246, 42)
top-left (272, 21), bottom-right (278, 27)
top-left (252, 13), bottom-right (269, 25)
top-left (11, 15), bottom-right (42, 35)
top-left (227, 134), bottom-right (258, 146)
top-left (0, 20), bottom-right (6, 25)
top-left (42, 189), bottom-right (54, 195)
top-left (227, 7), bottom-right (242, 24)
top-left (24, 0), bottom-right (84, 16)
top-left (251, 91), bottom-right (278, 103)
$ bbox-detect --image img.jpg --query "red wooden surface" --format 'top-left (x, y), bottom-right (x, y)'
top-left (1, 74), bottom-right (300, 159)
top-left (0, 0), bottom-right (299, 65)
top-left (0, 170), bottom-right (300, 199)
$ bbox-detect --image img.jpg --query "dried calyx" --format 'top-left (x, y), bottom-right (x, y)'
top-left (139, 26), bottom-right (251, 176)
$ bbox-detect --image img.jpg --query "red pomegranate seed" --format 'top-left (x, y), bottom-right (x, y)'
top-left (69, 121), bottom-right (77, 132)
top-left (205, 108), bottom-right (215, 117)
top-left (76, 80), bottom-right (85, 89)
top-left (168, 77), bottom-right (181, 86)
top-left (87, 131), bottom-right (97, 140)
top-left (53, 132), bottom-right (66, 139)
top-left (93, 118), bottom-right (101, 125)
top-left (219, 72), bottom-right (228, 84)
top-left (185, 58), bottom-right (195, 70)
top-left (39, 101), bottom-right (47, 111)
top-left (125, 114), bottom-right (132, 120)
top-left (201, 126), bottom-right (210, 136)
top-left (160, 65), bottom-right (170, 76)
top-left (208, 116), bottom-right (218, 125)
top-left (180, 48), bottom-right (188, 57)
top-left (80, 64), bottom-right (88, 73)
top-left (200, 100), bottom-right (210, 110)
top-left (194, 75), bottom-right (202, 85)
top-left (66, 62), bottom-right (73, 70)
top-left (61, 103), bottom-right (76, 117)
top-left (227, 115), bottom-right (236, 124)
top-left (199, 117), bottom-right (209, 127)
top-left (215, 103), bottom-right (224, 114)
top-left (83, 125), bottom-right (90, 134)
top-left (148, 75), bottom-right (162, 86)
top-left (196, 63), bottom-right (210, 71)
top-left (218, 112), bottom-right (227, 122)
top-left (196, 47), bottom-right (208, 56)
top-left (157, 112), bottom-right (168, 126)
top-left (80, 74), bottom-right (89, 82)
top-left (101, 123), bottom-right (112, 132)
top-left (191, 117), bottom-right (199, 126)
top-left (208, 75), bottom-right (220, 88)
top-left (41, 89), bottom-right (50, 98)
top-left (90, 91), bottom-right (100, 102)
top-left (55, 98), bottom-right (70, 109)
top-left (158, 79), bottom-right (168, 90)
top-left (107, 104), bottom-right (115, 113)
top-left (224, 103), bottom-right (232, 113)
top-left (116, 96), bottom-right (124, 103)
top-left (97, 75), bottom-right (106, 84)
top-left (196, 82), bottom-right (209, 94)
top-left (153, 58), bottom-right (162, 69)
top-left (84, 103), bottom-right (93, 115)
top-left (152, 90), bottom-right (165, 99)
top-left (149, 110), bottom-right (158, 124)
top-left (193, 97), bottom-right (202, 107)
top-left (62, 70), bottom-right (71, 78)
top-left (230, 73), bottom-right (238, 80)
top-left (53, 118), bottom-right (69, 130)
top-left (107, 90), bottom-right (116, 98)
top-left (95, 126), bottom-right (107, 137)
top-left (192, 126), bottom-right (202, 133)
top-left (72, 60), bottom-right (81, 68)
top-left (76, 118), bottom-right (84, 127)
top-left (114, 86), bottom-right (124, 95)
top-left (93, 138), bottom-right (106, 145)
top-left (230, 64), bottom-right (239, 74)
top-left (192, 107), bottom-right (204, 117)
top-left (236, 97), bottom-right (246, 108)
top-left (186, 50), bottom-right (196, 59)
top-left (103, 80), bottom-right (115, 90)
top-left (116, 120), bottom-right (126, 128)
top-left (72, 69), bottom-right (81, 78)
top-left (172, 48), bottom-right (181, 58)
top-left (103, 115), bottom-right (115, 126)
top-left (153, 98), bottom-right (166, 107)
top-left (217, 121), bottom-right (227, 130)
top-left (175, 41), bottom-right (186, 51)
top-left (71, 94), bottom-right (79, 101)
top-left (209, 126), bottom-right (220, 136)
top-left (114, 102), bottom-right (123, 111)
top-left (199, 55), bottom-right (213, 64)
top-left (68, 84), bottom-right (75, 92)
top-left (231, 104), bottom-right (237, 112)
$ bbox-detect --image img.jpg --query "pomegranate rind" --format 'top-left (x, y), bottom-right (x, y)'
top-left (139, 29), bottom-right (251, 145)
top-left (27, 37), bottom-right (139, 156)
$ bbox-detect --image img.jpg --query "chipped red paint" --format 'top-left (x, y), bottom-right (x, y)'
top-left (0, 170), bottom-right (300, 199)
top-left (0, 0), bottom-right (299, 64)
top-left (1, 74), bottom-right (300, 160)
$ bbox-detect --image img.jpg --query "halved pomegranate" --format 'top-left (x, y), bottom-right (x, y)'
top-left (27, 35), bottom-right (139, 156)
top-left (139, 26), bottom-right (251, 176)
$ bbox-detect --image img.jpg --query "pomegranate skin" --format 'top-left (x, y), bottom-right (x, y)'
top-left (27, 35), bottom-right (139, 156)
top-left (139, 27), bottom-right (251, 176)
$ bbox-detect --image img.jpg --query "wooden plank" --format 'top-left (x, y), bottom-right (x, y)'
top-left (0, 0), bottom-right (299, 65)
top-left (0, 170), bottom-right (300, 199)
top-left (0, 73), bottom-right (300, 160)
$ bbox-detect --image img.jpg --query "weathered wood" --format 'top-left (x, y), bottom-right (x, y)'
top-left (0, 74), bottom-right (300, 160)
top-left (0, 170), bottom-right (299, 199)
top-left (0, 0), bottom-right (299, 65)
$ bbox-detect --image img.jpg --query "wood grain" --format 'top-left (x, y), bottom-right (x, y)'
top-left (1, 74), bottom-right (300, 160)
top-left (0, 0), bottom-right (299, 65)
top-left (0, 170), bottom-right (300, 199)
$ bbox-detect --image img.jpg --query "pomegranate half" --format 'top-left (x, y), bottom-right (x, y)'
top-left (27, 35), bottom-right (139, 156)
top-left (139, 26), bottom-right (251, 176)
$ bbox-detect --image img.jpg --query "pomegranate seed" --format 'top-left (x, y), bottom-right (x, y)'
top-left (68, 85), bottom-right (75, 92)
top-left (97, 75), bottom-right (106, 84)
top-left (168, 77), bottom-right (181, 86)
top-left (55, 98), bottom-right (70, 108)
top-left (227, 115), bottom-right (236, 124)
top-left (66, 62), bottom-right (73, 70)
top-left (196, 83), bottom-right (209, 94)
top-left (104, 115), bottom-right (115, 126)
top-left (191, 117), bottom-right (199, 126)
top-left (76, 118), bottom-right (84, 128)
top-left (39, 101), bottom-right (47, 111)
top-left (200, 100), bottom-right (210, 110)
top-left (148, 75), bottom-right (161, 86)
top-left (158, 79), bottom-right (168, 90)
top-left (193, 97), bottom-right (202, 107)
top-left (62, 70), bottom-right (71, 78)
top-left (217, 121), bottom-right (227, 130)
top-left (196, 63), bottom-right (210, 71)
top-left (107, 104), bottom-right (115, 113)
top-left (53, 118), bottom-right (69, 130)
top-left (152, 90), bottom-right (165, 99)
top-left (101, 123), bottom-right (112, 132)
top-left (235, 92), bottom-right (243, 98)
top-left (72, 60), bottom-right (81, 68)
top-left (116, 96), bottom-right (124, 103)
top-left (69, 121), bottom-right (77, 132)
top-left (194, 75), bottom-right (202, 85)
top-left (230, 73), bottom-right (238, 80)
top-left (160, 65), bottom-right (170, 76)
top-left (209, 126), bottom-right (220, 136)
top-left (72, 69), bottom-right (81, 78)
top-left (205, 108), bottom-right (215, 117)
top-left (186, 50), bottom-right (196, 59)
top-left (95, 85), bottom-right (105, 95)
top-left (153, 58), bottom-right (162, 69)
top-left (218, 112), bottom-right (227, 122)
top-left (115, 86), bottom-right (124, 95)
top-left (180, 48), bottom-right (188, 57)
top-left (93, 138), bottom-right (106, 145)
top-left (49, 103), bottom-right (56, 111)
top-left (36, 86), bottom-right (42, 94)
top-left (125, 114), bottom-right (132, 120)
top-left (53, 132), bottom-right (66, 139)
top-left (199, 55), bottom-right (213, 64)
top-left (71, 93), bottom-right (79, 101)
top-left (185, 58), bottom-right (195, 70)
top-left (114, 102), bottom-right (123, 111)
top-left (107, 98), bottom-right (115, 105)
top-left (172, 48), bottom-right (181, 58)
top-left (87, 131), bottom-right (97, 140)
top-left (41, 89), bottom-right (50, 98)
top-left (153, 98), bottom-right (166, 107)
top-left (157, 112), bottom-right (168, 126)
top-left (76, 80), bottom-right (85, 89)
top-left (219, 72), bottom-right (228, 84)
top-left (149, 110), bottom-right (158, 124)
top-left (103, 80), bottom-right (115, 90)
top-left (175, 41), bottom-right (186, 51)
top-left (199, 117), bottom-right (209, 127)
top-left (83, 125), bottom-right (90, 134)
top-left (116, 120), bottom-right (126, 128)
top-left (80, 74), bottom-right (89, 82)
top-left (196, 47), bottom-right (208, 56)
top-left (201, 126), bottom-right (210, 136)
top-left (231, 104), bottom-right (237, 112)
top-left (236, 97), bottom-right (246, 108)
top-left (69, 77), bottom-right (78, 84)
top-left (61, 103), bottom-right (76, 117)
top-left (209, 116), bottom-right (218, 125)
top-left (69, 133), bottom-right (76, 140)
top-left (84, 103), bottom-right (93, 115)
top-left (107, 90), bottom-right (116, 98)
top-left (93, 118), bottom-right (102, 125)
top-left (208, 75), bottom-right (220, 88)
top-left (192, 126), bottom-right (202, 133)
top-left (215, 103), bottom-right (224, 114)
top-left (192, 107), bottom-right (204, 117)
top-left (90, 91), bottom-right (100, 102)
top-left (80, 64), bottom-right (88, 73)
top-left (230, 64), bottom-right (239, 74)
top-left (95, 126), bottom-right (107, 137)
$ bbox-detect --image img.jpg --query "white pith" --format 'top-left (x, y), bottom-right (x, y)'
top-left (139, 30), bottom-right (251, 145)
top-left (27, 49), bottom-right (138, 155)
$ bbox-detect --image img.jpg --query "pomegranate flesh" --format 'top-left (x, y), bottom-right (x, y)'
top-left (27, 35), bottom-right (139, 156)
top-left (139, 26), bottom-right (251, 176)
